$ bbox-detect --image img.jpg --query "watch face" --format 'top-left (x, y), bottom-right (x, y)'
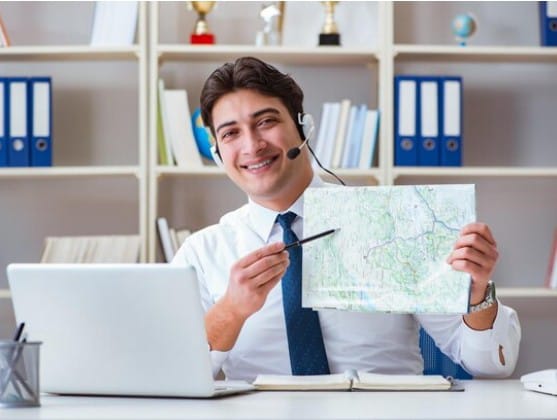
top-left (469, 281), bottom-right (496, 313)
top-left (486, 281), bottom-right (496, 303)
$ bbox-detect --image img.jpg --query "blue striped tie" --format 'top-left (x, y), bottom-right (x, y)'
top-left (277, 212), bottom-right (330, 375)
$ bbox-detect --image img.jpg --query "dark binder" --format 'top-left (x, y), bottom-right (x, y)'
top-left (440, 76), bottom-right (463, 167)
top-left (540, 1), bottom-right (557, 46)
top-left (394, 76), bottom-right (418, 166)
top-left (7, 78), bottom-right (30, 167)
top-left (417, 76), bottom-right (441, 166)
top-left (0, 78), bottom-right (7, 167)
top-left (29, 77), bottom-right (52, 167)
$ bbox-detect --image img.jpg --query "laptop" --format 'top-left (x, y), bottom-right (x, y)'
top-left (7, 263), bottom-right (254, 398)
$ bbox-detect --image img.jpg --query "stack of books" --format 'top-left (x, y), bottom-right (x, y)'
top-left (41, 235), bottom-right (141, 263)
top-left (90, 1), bottom-right (138, 46)
top-left (157, 79), bottom-right (206, 169)
top-left (156, 217), bottom-right (192, 262)
top-left (312, 101), bottom-right (380, 170)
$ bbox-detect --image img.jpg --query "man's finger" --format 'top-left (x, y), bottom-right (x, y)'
top-left (460, 223), bottom-right (496, 246)
top-left (237, 242), bottom-right (285, 269)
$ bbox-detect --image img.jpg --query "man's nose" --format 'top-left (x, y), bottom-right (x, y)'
top-left (242, 129), bottom-right (266, 154)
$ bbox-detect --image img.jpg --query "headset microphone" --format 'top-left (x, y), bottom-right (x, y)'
top-left (290, 112), bottom-right (345, 186)
top-left (287, 113), bottom-right (314, 161)
top-left (286, 145), bottom-right (304, 160)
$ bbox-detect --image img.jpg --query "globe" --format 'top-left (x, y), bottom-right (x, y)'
top-left (451, 14), bottom-right (477, 46)
top-left (191, 107), bottom-right (215, 160)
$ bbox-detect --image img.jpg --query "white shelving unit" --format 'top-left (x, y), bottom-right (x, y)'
top-left (0, 3), bottom-right (149, 304)
top-left (147, 2), bottom-right (387, 262)
top-left (147, 2), bottom-right (556, 300)
top-left (0, 0), bottom-right (555, 377)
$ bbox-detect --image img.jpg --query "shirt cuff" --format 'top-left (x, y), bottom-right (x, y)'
top-left (461, 298), bottom-right (508, 350)
top-left (210, 349), bottom-right (230, 378)
top-left (460, 300), bottom-right (520, 377)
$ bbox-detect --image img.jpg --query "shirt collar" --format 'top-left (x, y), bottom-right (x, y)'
top-left (247, 174), bottom-right (325, 242)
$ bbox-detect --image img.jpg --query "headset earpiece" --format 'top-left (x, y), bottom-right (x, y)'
top-left (210, 144), bottom-right (224, 169)
top-left (297, 113), bottom-right (315, 141)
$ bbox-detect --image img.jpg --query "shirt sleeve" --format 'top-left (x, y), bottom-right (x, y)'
top-left (416, 300), bottom-right (521, 378)
top-left (171, 239), bottom-right (231, 378)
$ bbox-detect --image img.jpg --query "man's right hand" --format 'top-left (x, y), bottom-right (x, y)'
top-left (205, 242), bottom-right (289, 351)
top-left (224, 241), bottom-right (289, 320)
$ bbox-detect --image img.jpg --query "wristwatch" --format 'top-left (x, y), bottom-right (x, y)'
top-left (469, 280), bottom-right (496, 313)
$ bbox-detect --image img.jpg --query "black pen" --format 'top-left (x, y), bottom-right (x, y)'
top-left (283, 228), bottom-right (340, 251)
top-left (13, 322), bottom-right (25, 342)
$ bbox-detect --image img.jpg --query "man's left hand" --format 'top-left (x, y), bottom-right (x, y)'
top-left (447, 222), bottom-right (499, 305)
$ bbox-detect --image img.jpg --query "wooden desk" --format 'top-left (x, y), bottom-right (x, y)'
top-left (0, 380), bottom-right (555, 419)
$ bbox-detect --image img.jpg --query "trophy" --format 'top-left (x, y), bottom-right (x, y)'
top-left (189, 1), bottom-right (216, 44)
top-left (318, 1), bottom-right (341, 46)
top-left (255, 2), bottom-right (284, 46)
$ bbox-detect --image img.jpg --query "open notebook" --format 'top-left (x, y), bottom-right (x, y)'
top-left (254, 370), bottom-right (456, 391)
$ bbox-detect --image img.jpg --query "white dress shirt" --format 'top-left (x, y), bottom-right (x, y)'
top-left (172, 175), bottom-right (521, 382)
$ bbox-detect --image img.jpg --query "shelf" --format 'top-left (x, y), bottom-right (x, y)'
top-left (394, 44), bottom-right (557, 63)
top-left (0, 45), bottom-right (142, 61)
top-left (0, 166), bottom-right (141, 179)
top-left (1, 287), bottom-right (555, 300)
top-left (156, 45), bottom-right (380, 66)
top-left (155, 166), bottom-right (381, 180)
top-left (156, 166), bottom-right (224, 177)
top-left (498, 288), bottom-right (557, 298)
top-left (392, 167), bottom-right (557, 179)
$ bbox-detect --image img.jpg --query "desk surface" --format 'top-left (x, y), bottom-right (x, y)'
top-left (0, 380), bottom-right (555, 420)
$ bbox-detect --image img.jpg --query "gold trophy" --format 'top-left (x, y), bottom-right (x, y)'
top-left (189, 1), bottom-right (216, 44)
top-left (318, 1), bottom-right (341, 46)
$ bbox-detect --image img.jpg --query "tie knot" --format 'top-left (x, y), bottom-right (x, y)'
top-left (276, 211), bottom-right (297, 230)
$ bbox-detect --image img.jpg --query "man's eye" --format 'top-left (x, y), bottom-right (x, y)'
top-left (258, 118), bottom-right (276, 127)
top-left (220, 130), bottom-right (237, 142)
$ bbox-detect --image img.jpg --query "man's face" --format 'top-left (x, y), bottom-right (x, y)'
top-left (212, 89), bottom-right (312, 210)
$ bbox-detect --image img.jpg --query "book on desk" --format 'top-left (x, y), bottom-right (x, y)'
top-left (253, 370), bottom-right (455, 392)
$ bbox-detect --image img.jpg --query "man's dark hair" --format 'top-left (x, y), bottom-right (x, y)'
top-left (200, 56), bottom-right (305, 140)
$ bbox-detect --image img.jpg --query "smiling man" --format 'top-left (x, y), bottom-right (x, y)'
top-left (172, 57), bottom-right (521, 382)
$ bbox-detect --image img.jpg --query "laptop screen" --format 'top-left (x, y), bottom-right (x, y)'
top-left (8, 263), bottom-right (220, 397)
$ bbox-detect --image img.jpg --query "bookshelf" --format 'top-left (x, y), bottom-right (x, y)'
top-left (0, 2), bottom-right (555, 372)
top-left (0, 1), bottom-right (149, 305)
top-left (148, 1), bottom-right (387, 264)
top-left (148, 1), bottom-right (556, 378)
top-left (148, 2), bottom-right (556, 299)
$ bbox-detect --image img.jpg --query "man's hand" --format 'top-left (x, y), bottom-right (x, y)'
top-left (447, 222), bottom-right (499, 330)
top-left (447, 222), bottom-right (499, 303)
top-left (224, 241), bottom-right (289, 321)
top-left (205, 242), bottom-right (289, 351)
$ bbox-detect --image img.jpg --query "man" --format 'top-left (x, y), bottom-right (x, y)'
top-left (173, 57), bottom-right (521, 382)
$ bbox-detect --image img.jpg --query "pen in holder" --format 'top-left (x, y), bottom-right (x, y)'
top-left (0, 340), bottom-right (42, 407)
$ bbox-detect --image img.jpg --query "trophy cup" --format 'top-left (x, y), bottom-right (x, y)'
top-left (255, 2), bottom-right (284, 46)
top-left (190, 1), bottom-right (216, 44)
top-left (318, 1), bottom-right (341, 46)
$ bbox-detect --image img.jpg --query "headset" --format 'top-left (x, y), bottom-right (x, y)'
top-left (210, 111), bottom-right (345, 185)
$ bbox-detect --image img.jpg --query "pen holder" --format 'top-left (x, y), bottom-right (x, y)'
top-left (0, 340), bottom-right (41, 407)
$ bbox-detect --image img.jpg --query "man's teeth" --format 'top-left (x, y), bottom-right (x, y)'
top-left (247, 159), bottom-right (272, 170)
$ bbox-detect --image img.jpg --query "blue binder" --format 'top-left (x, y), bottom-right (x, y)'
top-left (440, 76), bottom-right (462, 167)
top-left (29, 77), bottom-right (52, 167)
top-left (394, 76), bottom-right (418, 166)
top-left (0, 78), bottom-right (7, 167)
top-left (7, 78), bottom-right (30, 167)
top-left (539, 1), bottom-right (557, 46)
top-left (417, 76), bottom-right (440, 166)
